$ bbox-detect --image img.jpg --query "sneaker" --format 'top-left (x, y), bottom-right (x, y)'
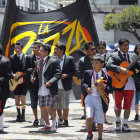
top-left (51, 120), bottom-right (58, 131)
top-left (33, 119), bottom-right (39, 127)
top-left (63, 120), bottom-right (69, 127)
top-left (40, 118), bottom-right (45, 126)
top-left (134, 114), bottom-right (139, 121)
top-left (86, 134), bottom-right (93, 140)
top-left (58, 119), bottom-right (63, 126)
top-left (115, 121), bottom-right (121, 131)
top-left (39, 126), bottom-right (51, 131)
top-left (122, 124), bottom-right (131, 132)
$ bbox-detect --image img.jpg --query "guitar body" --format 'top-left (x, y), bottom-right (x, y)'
top-left (9, 72), bottom-right (24, 91)
top-left (108, 61), bottom-right (133, 89)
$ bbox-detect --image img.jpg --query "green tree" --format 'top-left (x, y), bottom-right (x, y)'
top-left (103, 5), bottom-right (140, 42)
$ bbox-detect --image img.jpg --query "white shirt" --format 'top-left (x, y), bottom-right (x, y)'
top-left (120, 51), bottom-right (136, 90)
top-left (57, 55), bottom-right (65, 89)
top-left (38, 56), bottom-right (50, 96)
top-left (91, 70), bottom-right (102, 96)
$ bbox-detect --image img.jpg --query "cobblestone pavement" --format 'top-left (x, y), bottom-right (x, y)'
top-left (0, 95), bottom-right (140, 140)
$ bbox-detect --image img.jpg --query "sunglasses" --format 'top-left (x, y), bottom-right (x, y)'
top-left (89, 48), bottom-right (96, 51)
top-left (97, 47), bottom-right (105, 50)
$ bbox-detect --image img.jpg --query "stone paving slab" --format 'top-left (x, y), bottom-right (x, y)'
top-left (0, 96), bottom-right (140, 140)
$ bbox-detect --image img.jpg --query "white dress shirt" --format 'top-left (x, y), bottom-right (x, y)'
top-left (120, 51), bottom-right (136, 91)
top-left (38, 56), bottom-right (50, 96)
top-left (57, 55), bottom-right (65, 89)
top-left (91, 70), bottom-right (102, 96)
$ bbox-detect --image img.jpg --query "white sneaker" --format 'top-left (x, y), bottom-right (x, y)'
top-left (122, 124), bottom-right (131, 132)
top-left (51, 120), bottom-right (58, 131)
top-left (115, 121), bottom-right (121, 131)
top-left (40, 118), bottom-right (45, 126)
top-left (58, 119), bottom-right (63, 126)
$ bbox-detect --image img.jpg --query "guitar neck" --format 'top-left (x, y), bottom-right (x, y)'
top-left (126, 56), bottom-right (140, 70)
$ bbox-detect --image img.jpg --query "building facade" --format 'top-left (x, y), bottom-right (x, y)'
top-left (0, 0), bottom-right (140, 45)
top-left (89, 0), bottom-right (140, 45)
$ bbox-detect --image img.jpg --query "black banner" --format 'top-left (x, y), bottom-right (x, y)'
top-left (0, 0), bottom-right (98, 58)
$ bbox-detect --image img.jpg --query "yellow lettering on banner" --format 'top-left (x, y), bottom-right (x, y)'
top-left (61, 20), bottom-right (77, 55)
top-left (68, 21), bottom-right (88, 55)
top-left (43, 33), bottom-right (60, 55)
top-left (11, 31), bottom-right (37, 54)
top-left (38, 24), bottom-right (49, 35)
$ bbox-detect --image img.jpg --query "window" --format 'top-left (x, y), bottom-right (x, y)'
top-left (119, 0), bottom-right (138, 5)
top-left (0, 0), bottom-right (6, 7)
top-left (30, 0), bottom-right (38, 11)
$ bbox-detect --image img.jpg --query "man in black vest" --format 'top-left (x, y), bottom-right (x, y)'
top-left (0, 44), bottom-right (13, 133)
top-left (54, 44), bottom-right (76, 126)
top-left (10, 42), bottom-right (27, 122)
top-left (25, 42), bottom-right (40, 126)
top-left (76, 42), bottom-right (96, 120)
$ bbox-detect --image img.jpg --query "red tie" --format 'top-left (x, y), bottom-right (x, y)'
top-left (123, 54), bottom-right (127, 61)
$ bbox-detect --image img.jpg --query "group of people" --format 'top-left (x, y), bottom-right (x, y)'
top-left (0, 38), bottom-right (139, 140)
top-left (76, 39), bottom-right (140, 140)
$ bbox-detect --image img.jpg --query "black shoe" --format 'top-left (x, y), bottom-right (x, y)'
top-left (80, 115), bottom-right (85, 120)
top-left (63, 120), bottom-right (69, 127)
top-left (134, 114), bottom-right (139, 121)
top-left (98, 138), bottom-right (102, 140)
top-left (0, 130), bottom-right (8, 134)
top-left (105, 118), bottom-right (108, 124)
top-left (20, 115), bottom-right (25, 122)
top-left (92, 122), bottom-right (97, 131)
top-left (86, 134), bottom-right (93, 140)
top-left (33, 119), bottom-right (39, 127)
top-left (16, 115), bottom-right (21, 122)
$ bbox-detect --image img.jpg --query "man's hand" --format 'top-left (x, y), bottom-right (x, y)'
top-left (13, 74), bottom-right (18, 80)
top-left (46, 82), bottom-right (51, 87)
top-left (30, 77), bottom-right (36, 83)
top-left (86, 87), bottom-right (92, 94)
top-left (98, 83), bottom-right (106, 90)
top-left (120, 67), bottom-right (128, 74)
top-left (61, 74), bottom-right (68, 79)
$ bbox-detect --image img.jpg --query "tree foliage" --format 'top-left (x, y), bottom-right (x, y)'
top-left (103, 5), bottom-right (140, 42)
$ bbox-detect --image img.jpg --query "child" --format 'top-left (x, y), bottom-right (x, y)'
top-left (81, 55), bottom-right (112, 140)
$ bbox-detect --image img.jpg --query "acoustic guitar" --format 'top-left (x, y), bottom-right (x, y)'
top-left (108, 56), bottom-right (140, 89)
top-left (9, 72), bottom-right (27, 91)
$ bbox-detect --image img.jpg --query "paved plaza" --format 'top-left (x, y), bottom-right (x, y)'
top-left (0, 94), bottom-right (140, 140)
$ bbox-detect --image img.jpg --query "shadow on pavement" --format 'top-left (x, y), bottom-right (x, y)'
top-left (5, 120), bottom-right (32, 123)
top-left (29, 130), bottom-right (59, 134)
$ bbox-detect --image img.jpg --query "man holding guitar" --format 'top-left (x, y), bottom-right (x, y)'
top-left (10, 42), bottom-right (27, 122)
top-left (106, 38), bottom-right (140, 132)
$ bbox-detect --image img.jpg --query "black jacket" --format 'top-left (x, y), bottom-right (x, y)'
top-left (25, 54), bottom-right (39, 90)
top-left (43, 56), bottom-right (62, 95)
top-left (10, 54), bottom-right (26, 74)
top-left (81, 70), bottom-right (112, 113)
top-left (60, 55), bottom-right (76, 90)
top-left (0, 55), bottom-right (13, 99)
top-left (76, 55), bottom-right (92, 79)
